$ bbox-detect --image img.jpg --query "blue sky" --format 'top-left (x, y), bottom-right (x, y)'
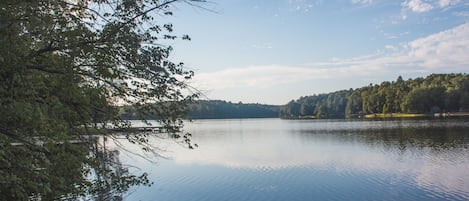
top-left (165, 0), bottom-right (469, 105)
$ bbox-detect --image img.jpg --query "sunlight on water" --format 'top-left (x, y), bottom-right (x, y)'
top-left (118, 119), bottom-right (469, 201)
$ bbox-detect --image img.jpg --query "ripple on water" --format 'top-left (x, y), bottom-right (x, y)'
top-left (148, 160), bottom-right (469, 201)
top-left (125, 119), bottom-right (469, 201)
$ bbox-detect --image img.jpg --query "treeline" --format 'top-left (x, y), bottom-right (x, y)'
top-left (121, 100), bottom-right (280, 119)
top-left (187, 100), bottom-right (280, 119)
top-left (280, 74), bottom-right (469, 118)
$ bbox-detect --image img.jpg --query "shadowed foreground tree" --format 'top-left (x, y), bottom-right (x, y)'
top-left (0, 0), bottom-right (203, 199)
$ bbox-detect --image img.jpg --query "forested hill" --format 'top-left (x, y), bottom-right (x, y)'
top-left (280, 74), bottom-right (469, 119)
top-left (187, 100), bottom-right (280, 119)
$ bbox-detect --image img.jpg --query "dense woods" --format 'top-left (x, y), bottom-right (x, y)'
top-left (122, 100), bottom-right (280, 119)
top-left (187, 100), bottom-right (280, 119)
top-left (280, 74), bottom-right (469, 118)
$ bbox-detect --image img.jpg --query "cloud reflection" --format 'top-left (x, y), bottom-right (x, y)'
top-left (163, 119), bottom-right (469, 198)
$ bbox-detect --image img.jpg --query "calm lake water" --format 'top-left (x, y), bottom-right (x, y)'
top-left (119, 118), bottom-right (469, 201)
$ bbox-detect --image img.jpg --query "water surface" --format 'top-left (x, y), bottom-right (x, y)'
top-left (121, 119), bottom-right (469, 201)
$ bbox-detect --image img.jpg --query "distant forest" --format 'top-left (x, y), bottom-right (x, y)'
top-left (280, 74), bottom-right (469, 119)
top-left (187, 100), bottom-right (280, 119)
top-left (121, 74), bottom-right (469, 120)
top-left (121, 100), bottom-right (280, 119)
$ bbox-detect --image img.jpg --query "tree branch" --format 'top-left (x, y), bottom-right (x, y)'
top-left (26, 64), bottom-right (67, 74)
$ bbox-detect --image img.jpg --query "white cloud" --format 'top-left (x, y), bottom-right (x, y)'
top-left (287, 0), bottom-right (321, 12)
top-left (190, 23), bottom-right (469, 104)
top-left (406, 22), bottom-right (469, 68)
top-left (195, 23), bottom-right (468, 86)
top-left (385, 45), bottom-right (397, 50)
top-left (401, 0), bottom-right (463, 18)
top-left (351, 0), bottom-right (373, 4)
top-left (192, 64), bottom-right (388, 91)
top-left (438, 0), bottom-right (460, 8)
top-left (402, 0), bottom-right (433, 13)
top-left (453, 11), bottom-right (469, 16)
top-left (251, 43), bottom-right (273, 49)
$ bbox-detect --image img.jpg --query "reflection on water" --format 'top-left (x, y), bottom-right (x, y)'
top-left (122, 119), bottom-right (469, 201)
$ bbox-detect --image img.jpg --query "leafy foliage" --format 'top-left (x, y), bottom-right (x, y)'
top-left (280, 90), bottom-right (350, 119)
top-left (1, 0), bottom-right (201, 199)
top-left (281, 74), bottom-right (469, 118)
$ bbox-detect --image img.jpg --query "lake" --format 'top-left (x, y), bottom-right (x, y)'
top-left (119, 118), bottom-right (469, 201)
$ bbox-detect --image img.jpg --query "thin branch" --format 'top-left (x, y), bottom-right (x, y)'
top-left (26, 64), bottom-right (67, 74)
top-left (61, 0), bottom-right (112, 24)
top-left (183, 0), bottom-right (218, 14)
top-left (0, 129), bottom-right (36, 147)
top-left (123, 0), bottom-right (180, 25)
top-left (33, 39), bottom-right (102, 57)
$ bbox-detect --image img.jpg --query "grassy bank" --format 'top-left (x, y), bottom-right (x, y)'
top-left (364, 113), bottom-right (429, 118)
